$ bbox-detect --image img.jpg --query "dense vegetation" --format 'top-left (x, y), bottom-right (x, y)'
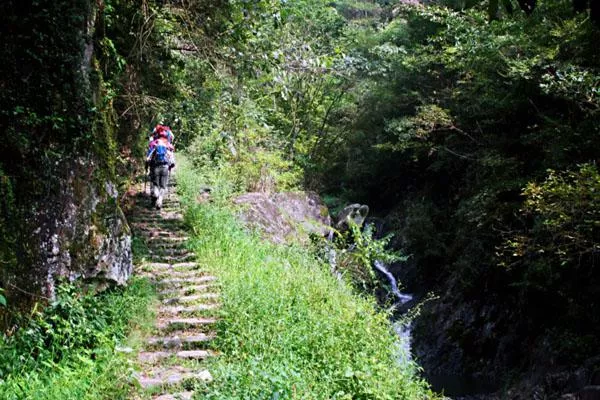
top-left (1, 0), bottom-right (598, 397)
top-left (176, 156), bottom-right (435, 399)
top-left (151, 0), bottom-right (599, 388)
top-left (161, 0), bottom-right (599, 392)
top-left (0, 279), bottom-right (154, 399)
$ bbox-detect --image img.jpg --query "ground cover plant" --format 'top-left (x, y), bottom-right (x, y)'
top-left (176, 156), bottom-right (436, 399)
top-left (0, 279), bottom-right (154, 400)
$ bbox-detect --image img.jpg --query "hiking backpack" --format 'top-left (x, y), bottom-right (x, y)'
top-left (152, 143), bottom-right (169, 165)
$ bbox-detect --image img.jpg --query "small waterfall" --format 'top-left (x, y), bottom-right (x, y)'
top-left (374, 261), bottom-right (413, 304)
top-left (373, 260), bottom-right (413, 361)
top-left (394, 320), bottom-right (412, 362)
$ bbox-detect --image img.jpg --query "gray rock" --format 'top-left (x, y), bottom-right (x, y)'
top-left (335, 204), bottom-right (369, 231)
top-left (34, 159), bottom-right (133, 299)
top-left (234, 191), bottom-right (332, 244)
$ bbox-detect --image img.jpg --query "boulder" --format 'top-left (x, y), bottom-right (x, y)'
top-left (335, 204), bottom-right (369, 231)
top-left (39, 157), bottom-right (132, 298)
top-left (233, 191), bottom-right (331, 244)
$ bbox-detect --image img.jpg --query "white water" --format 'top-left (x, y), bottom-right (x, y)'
top-left (326, 247), bottom-right (414, 361)
top-left (373, 260), bottom-right (414, 361)
top-left (394, 320), bottom-right (412, 362)
top-left (374, 261), bottom-right (413, 305)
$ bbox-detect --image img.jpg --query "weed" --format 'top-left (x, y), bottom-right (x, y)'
top-left (0, 279), bottom-right (155, 399)
top-left (176, 155), bottom-right (437, 399)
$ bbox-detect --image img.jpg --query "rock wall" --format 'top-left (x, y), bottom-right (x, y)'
top-left (39, 158), bottom-right (132, 298)
top-left (0, 0), bottom-right (132, 303)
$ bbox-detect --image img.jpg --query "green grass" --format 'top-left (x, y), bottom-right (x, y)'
top-left (176, 156), bottom-right (436, 399)
top-left (0, 278), bottom-right (155, 400)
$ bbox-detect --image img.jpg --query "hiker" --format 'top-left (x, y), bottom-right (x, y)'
top-left (150, 124), bottom-right (174, 144)
top-left (146, 127), bottom-right (175, 209)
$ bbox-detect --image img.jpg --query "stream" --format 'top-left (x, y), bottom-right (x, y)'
top-left (373, 260), bottom-right (414, 363)
top-left (374, 260), bottom-right (500, 398)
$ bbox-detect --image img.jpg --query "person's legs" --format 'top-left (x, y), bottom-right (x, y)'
top-left (155, 165), bottom-right (169, 209)
top-left (149, 168), bottom-right (157, 205)
top-left (151, 165), bottom-right (161, 203)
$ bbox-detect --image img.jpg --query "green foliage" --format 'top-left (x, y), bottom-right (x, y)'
top-left (501, 164), bottom-right (600, 298)
top-left (335, 222), bottom-right (408, 294)
top-left (0, 279), bottom-right (154, 399)
top-left (176, 156), bottom-right (435, 399)
top-left (131, 235), bottom-right (150, 264)
top-left (517, 163), bottom-right (600, 265)
top-left (250, 0), bottom-right (600, 379)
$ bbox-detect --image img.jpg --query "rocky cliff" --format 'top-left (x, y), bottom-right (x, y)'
top-left (0, 0), bottom-right (132, 305)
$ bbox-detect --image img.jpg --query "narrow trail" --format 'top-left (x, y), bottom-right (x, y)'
top-left (128, 174), bottom-right (219, 400)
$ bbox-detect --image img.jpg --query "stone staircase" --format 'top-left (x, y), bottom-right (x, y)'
top-left (129, 176), bottom-right (219, 400)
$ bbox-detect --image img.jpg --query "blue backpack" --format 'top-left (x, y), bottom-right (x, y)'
top-left (153, 143), bottom-right (169, 164)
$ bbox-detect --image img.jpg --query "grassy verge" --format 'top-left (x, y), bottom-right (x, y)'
top-left (176, 156), bottom-right (436, 399)
top-left (0, 278), bottom-right (155, 400)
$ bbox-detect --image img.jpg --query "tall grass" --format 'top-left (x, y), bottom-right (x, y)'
top-left (176, 156), bottom-right (436, 399)
top-left (0, 278), bottom-right (155, 400)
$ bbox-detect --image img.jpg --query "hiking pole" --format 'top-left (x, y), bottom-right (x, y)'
top-left (144, 169), bottom-right (148, 195)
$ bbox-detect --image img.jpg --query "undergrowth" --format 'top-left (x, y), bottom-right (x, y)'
top-left (176, 156), bottom-right (436, 399)
top-left (0, 278), bottom-right (154, 399)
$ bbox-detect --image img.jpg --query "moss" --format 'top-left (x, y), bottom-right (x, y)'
top-left (89, 57), bottom-right (119, 193)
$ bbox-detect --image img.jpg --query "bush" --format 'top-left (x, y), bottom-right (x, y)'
top-left (0, 279), bottom-right (154, 399)
top-left (176, 155), bottom-right (436, 399)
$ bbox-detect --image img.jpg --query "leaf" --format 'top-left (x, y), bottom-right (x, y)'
top-left (0, 294), bottom-right (6, 307)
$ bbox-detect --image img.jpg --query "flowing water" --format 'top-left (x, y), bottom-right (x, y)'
top-left (373, 260), bottom-right (414, 362)
top-left (374, 261), bottom-right (499, 397)
top-left (374, 261), bottom-right (413, 304)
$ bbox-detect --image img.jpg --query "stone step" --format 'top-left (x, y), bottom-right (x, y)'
top-left (134, 225), bottom-right (187, 233)
top-left (143, 272), bottom-right (209, 281)
top-left (156, 317), bottom-right (217, 331)
top-left (140, 262), bottom-right (173, 270)
top-left (136, 366), bottom-right (212, 389)
top-left (138, 270), bottom-right (209, 281)
top-left (130, 215), bottom-right (183, 222)
top-left (153, 392), bottom-right (194, 400)
top-left (136, 210), bottom-right (183, 218)
top-left (143, 234), bottom-right (190, 243)
top-left (158, 282), bottom-right (217, 300)
top-left (158, 276), bottom-right (217, 286)
top-left (149, 249), bottom-right (193, 257)
top-left (138, 349), bottom-right (213, 363)
top-left (159, 284), bottom-right (217, 297)
top-left (144, 231), bottom-right (188, 238)
top-left (147, 236), bottom-right (188, 243)
top-left (159, 304), bottom-right (219, 315)
top-left (130, 213), bottom-right (183, 220)
top-left (155, 270), bottom-right (207, 279)
top-left (151, 254), bottom-right (196, 263)
top-left (143, 236), bottom-right (190, 243)
top-left (129, 218), bottom-right (185, 229)
top-left (156, 204), bottom-right (181, 210)
top-left (171, 262), bottom-right (202, 269)
top-left (147, 242), bottom-right (187, 250)
top-left (141, 262), bottom-right (201, 272)
top-left (146, 333), bottom-right (216, 349)
top-left (162, 293), bottom-right (220, 305)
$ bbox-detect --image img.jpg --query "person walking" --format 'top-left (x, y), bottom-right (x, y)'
top-left (146, 126), bottom-right (175, 209)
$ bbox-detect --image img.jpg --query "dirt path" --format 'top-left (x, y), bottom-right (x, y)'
top-left (129, 175), bottom-right (219, 400)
